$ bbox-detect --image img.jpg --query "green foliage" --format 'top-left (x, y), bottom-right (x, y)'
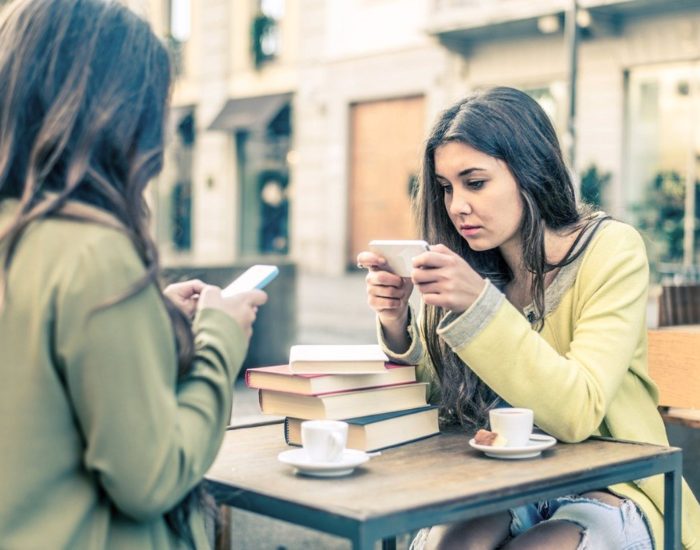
top-left (579, 164), bottom-right (611, 209)
top-left (631, 170), bottom-right (700, 264)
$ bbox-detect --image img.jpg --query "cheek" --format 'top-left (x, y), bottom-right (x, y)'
top-left (502, 191), bottom-right (524, 222)
top-left (443, 193), bottom-right (452, 214)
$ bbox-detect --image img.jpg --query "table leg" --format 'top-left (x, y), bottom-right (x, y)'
top-left (664, 463), bottom-right (682, 550)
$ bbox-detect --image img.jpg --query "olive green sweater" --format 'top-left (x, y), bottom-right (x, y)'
top-left (0, 201), bottom-right (247, 548)
top-left (380, 219), bottom-right (700, 549)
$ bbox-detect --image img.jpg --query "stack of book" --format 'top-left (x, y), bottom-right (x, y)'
top-left (245, 344), bottom-right (440, 452)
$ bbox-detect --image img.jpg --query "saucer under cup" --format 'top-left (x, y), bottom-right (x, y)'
top-left (469, 433), bottom-right (557, 459)
top-left (301, 420), bottom-right (348, 463)
top-left (489, 407), bottom-right (533, 448)
top-left (278, 448), bottom-right (370, 477)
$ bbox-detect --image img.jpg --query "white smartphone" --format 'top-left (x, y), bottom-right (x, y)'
top-left (221, 265), bottom-right (279, 297)
top-left (368, 239), bottom-right (430, 277)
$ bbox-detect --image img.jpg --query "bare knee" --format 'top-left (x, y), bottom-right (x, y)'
top-left (424, 512), bottom-right (511, 550)
top-left (502, 519), bottom-right (583, 550)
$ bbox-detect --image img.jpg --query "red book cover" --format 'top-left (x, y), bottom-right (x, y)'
top-left (245, 363), bottom-right (416, 396)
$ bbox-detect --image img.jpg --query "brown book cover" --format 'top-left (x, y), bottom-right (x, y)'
top-left (258, 382), bottom-right (429, 420)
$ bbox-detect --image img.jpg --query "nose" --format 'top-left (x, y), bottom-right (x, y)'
top-left (448, 187), bottom-right (472, 218)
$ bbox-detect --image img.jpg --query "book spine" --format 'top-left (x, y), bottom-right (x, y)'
top-left (283, 417), bottom-right (291, 444)
top-left (244, 368), bottom-right (252, 388)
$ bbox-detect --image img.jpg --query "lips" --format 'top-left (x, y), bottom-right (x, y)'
top-left (459, 224), bottom-right (482, 237)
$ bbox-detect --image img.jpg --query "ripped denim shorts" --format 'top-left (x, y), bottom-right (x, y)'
top-left (510, 493), bottom-right (654, 549)
top-left (409, 494), bottom-right (653, 550)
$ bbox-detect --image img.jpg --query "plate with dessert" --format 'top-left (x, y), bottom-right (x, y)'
top-left (469, 429), bottom-right (557, 459)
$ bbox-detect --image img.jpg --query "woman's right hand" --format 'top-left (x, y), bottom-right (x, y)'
top-left (357, 251), bottom-right (413, 329)
top-left (197, 286), bottom-right (268, 339)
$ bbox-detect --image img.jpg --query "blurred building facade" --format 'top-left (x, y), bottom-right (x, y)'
top-left (128, 0), bottom-right (700, 275)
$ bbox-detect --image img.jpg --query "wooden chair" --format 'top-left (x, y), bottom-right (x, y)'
top-left (658, 284), bottom-right (700, 327)
top-left (647, 325), bottom-right (700, 428)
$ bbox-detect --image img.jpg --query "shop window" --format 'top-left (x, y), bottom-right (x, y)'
top-left (523, 83), bottom-right (567, 136)
top-left (626, 62), bottom-right (700, 267)
top-left (237, 102), bottom-right (292, 257)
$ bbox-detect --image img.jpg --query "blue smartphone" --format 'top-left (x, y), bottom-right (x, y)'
top-left (221, 265), bottom-right (279, 297)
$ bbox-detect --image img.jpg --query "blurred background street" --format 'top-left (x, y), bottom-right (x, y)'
top-left (119, 0), bottom-right (700, 547)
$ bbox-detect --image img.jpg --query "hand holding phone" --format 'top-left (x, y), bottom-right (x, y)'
top-left (221, 265), bottom-right (279, 298)
top-left (368, 239), bottom-right (430, 277)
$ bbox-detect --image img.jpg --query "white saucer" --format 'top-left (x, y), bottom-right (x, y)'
top-left (469, 433), bottom-right (557, 459)
top-left (278, 448), bottom-right (371, 477)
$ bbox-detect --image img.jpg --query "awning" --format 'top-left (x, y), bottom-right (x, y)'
top-left (207, 92), bottom-right (292, 132)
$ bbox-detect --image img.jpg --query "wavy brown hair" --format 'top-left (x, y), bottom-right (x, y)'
top-left (416, 87), bottom-right (606, 430)
top-left (0, 0), bottom-right (200, 543)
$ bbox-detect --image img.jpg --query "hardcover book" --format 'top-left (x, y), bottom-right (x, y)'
top-left (245, 363), bottom-right (416, 395)
top-left (288, 344), bottom-right (390, 374)
top-left (284, 406), bottom-right (440, 452)
top-left (258, 382), bottom-right (429, 420)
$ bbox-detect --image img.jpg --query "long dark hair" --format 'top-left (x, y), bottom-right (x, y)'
top-left (0, 0), bottom-right (200, 543)
top-left (416, 87), bottom-right (604, 430)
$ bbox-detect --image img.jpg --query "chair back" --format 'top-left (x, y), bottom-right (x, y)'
top-left (658, 284), bottom-right (700, 327)
top-left (647, 325), bottom-right (700, 409)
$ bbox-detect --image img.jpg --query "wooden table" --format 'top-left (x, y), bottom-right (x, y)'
top-left (206, 423), bottom-right (683, 550)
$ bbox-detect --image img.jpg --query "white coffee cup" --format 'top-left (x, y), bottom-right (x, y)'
top-left (301, 420), bottom-right (348, 462)
top-left (488, 408), bottom-right (534, 448)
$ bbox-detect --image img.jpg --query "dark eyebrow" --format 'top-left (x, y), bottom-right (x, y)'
top-left (458, 167), bottom-right (487, 177)
top-left (435, 167), bottom-right (487, 180)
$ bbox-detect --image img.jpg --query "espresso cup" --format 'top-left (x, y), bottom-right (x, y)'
top-left (488, 408), bottom-right (534, 448)
top-left (301, 420), bottom-right (348, 462)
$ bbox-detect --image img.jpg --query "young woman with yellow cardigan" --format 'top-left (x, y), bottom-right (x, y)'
top-left (358, 87), bottom-right (699, 549)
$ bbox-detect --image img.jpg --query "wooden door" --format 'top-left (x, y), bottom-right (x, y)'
top-left (348, 95), bottom-right (425, 267)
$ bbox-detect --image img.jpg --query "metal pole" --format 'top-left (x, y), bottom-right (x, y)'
top-left (565, 0), bottom-right (579, 171)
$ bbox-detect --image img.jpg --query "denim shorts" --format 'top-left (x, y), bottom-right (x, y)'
top-left (510, 494), bottom-right (654, 549)
top-left (409, 494), bottom-right (653, 550)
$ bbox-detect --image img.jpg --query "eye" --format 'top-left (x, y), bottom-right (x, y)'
top-left (439, 182), bottom-right (453, 195)
top-left (466, 179), bottom-right (486, 190)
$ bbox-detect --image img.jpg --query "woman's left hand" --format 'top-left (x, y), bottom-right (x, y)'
top-left (163, 279), bottom-right (206, 319)
top-left (411, 244), bottom-right (486, 314)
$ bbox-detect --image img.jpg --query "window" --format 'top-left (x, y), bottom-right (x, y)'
top-left (523, 83), bottom-right (567, 137)
top-left (170, 0), bottom-right (191, 42)
top-left (167, 0), bottom-right (190, 75)
top-left (237, 102), bottom-right (292, 256)
top-left (626, 62), bottom-right (700, 267)
top-left (170, 110), bottom-right (195, 252)
top-left (251, 0), bottom-right (285, 68)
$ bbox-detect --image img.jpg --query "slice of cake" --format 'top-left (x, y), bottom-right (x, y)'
top-left (474, 428), bottom-right (508, 447)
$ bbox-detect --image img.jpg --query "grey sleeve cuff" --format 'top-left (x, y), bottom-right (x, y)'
top-left (376, 305), bottom-right (424, 365)
top-left (436, 279), bottom-right (505, 349)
